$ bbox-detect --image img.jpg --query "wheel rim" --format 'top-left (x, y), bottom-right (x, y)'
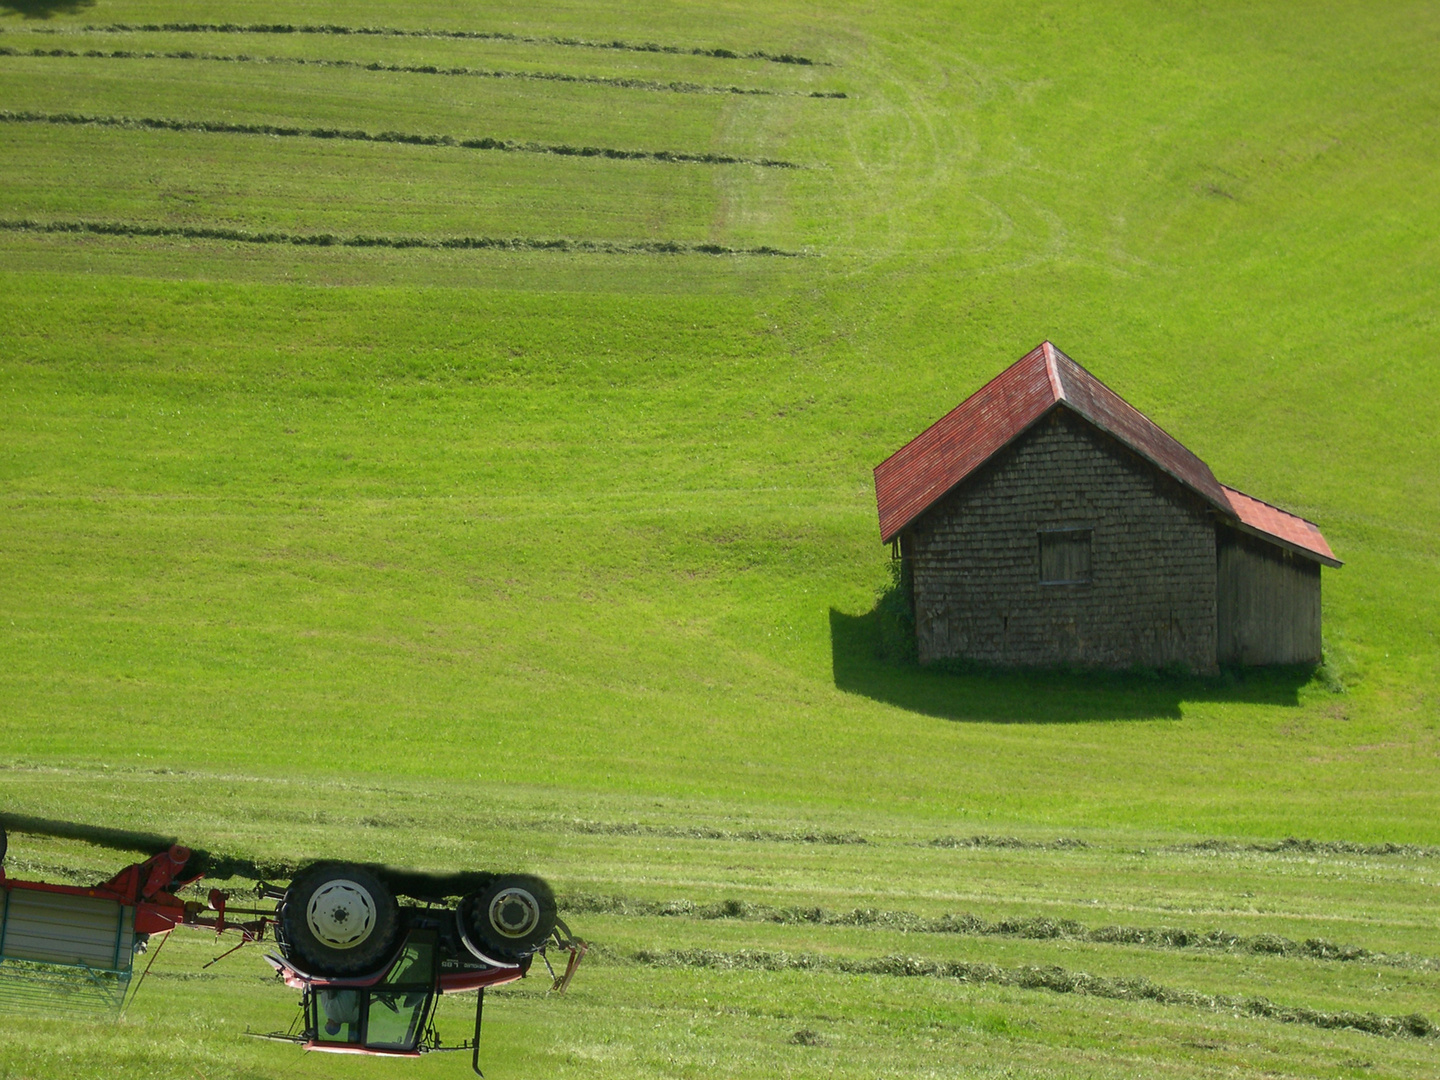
top-left (488, 887), bottom-right (541, 939)
top-left (305, 880), bottom-right (378, 949)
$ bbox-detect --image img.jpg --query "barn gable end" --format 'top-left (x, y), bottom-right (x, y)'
top-left (877, 342), bottom-right (1340, 671)
top-left (908, 408), bottom-right (1218, 670)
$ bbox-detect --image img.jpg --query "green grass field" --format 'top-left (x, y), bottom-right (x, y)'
top-left (1, 1), bottom-right (1437, 1076)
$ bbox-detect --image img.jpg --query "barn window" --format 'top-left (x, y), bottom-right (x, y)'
top-left (1039, 529), bottom-right (1092, 584)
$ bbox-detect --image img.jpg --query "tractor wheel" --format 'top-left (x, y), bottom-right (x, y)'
top-left (281, 862), bottom-right (399, 976)
top-left (457, 875), bottom-right (557, 964)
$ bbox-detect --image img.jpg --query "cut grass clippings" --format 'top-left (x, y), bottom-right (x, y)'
top-left (555, 820), bottom-right (862, 842)
top-left (33, 22), bottom-right (824, 65)
top-left (0, 46), bottom-right (848, 97)
top-left (0, 219), bottom-right (805, 257)
top-left (930, 834), bottom-right (1090, 850)
top-left (566, 895), bottom-right (1440, 971)
top-left (0, 109), bottom-right (803, 167)
top-left (1175, 837), bottom-right (1440, 858)
top-left (630, 948), bottom-right (1439, 1040)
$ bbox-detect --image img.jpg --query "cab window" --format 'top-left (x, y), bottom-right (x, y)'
top-left (383, 938), bottom-right (435, 986)
top-left (366, 991), bottom-right (429, 1049)
top-left (316, 989), bottom-right (361, 1042)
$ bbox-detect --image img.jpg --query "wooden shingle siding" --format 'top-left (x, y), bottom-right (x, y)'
top-left (908, 409), bottom-right (1218, 672)
top-left (1217, 527), bottom-right (1321, 665)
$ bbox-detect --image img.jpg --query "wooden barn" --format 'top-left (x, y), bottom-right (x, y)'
top-left (873, 342), bottom-right (1341, 671)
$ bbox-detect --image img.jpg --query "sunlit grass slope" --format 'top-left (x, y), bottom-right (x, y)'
top-left (1, 0), bottom-right (1437, 1077)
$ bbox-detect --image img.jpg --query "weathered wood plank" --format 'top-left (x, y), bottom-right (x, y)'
top-left (1217, 527), bottom-right (1321, 664)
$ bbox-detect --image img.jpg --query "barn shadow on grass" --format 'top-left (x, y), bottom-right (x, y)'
top-left (829, 606), bottom-right (1312, 724)
top-left (0, 0), bottom-right (94, 17)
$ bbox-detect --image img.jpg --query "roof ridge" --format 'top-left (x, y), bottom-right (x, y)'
top-left (1041, 340), bottom-right (1064, 402)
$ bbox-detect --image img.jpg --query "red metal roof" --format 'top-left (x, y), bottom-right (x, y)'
top-left (873, 343), bottom-right (1059, 545)
top-left (874, 341), bottom-right (1339, 566)
top-left (1221, 485), bottom-right (1342, 566)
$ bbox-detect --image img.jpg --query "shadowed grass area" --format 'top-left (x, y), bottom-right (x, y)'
top-left (0, 0), bottom-right (93, 18)
top-left (827, 563), bottom-right (1319, 721)
top-left (828, 607), bottom-right (1313, 723)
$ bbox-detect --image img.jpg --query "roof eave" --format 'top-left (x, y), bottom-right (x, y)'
top-left (1223, 517), bottom-right (1343, 568)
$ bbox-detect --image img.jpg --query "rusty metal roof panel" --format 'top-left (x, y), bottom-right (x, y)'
top-left (875, 341), bottom-right (1231, 542)
top-left (874, 343), bottom-right (1055, 543)
top-left (1222, 485), bottom-right (1342, 566)
top-left (1047, 343), bottom-right (1231, 511)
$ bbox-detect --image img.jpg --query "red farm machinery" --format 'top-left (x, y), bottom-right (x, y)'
top-left (0, 819), bottom-right (583, 1074)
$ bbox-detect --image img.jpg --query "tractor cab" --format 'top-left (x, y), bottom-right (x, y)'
top-left (304, 931), bottom-right (439, 1056)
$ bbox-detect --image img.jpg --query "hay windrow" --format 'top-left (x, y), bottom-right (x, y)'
top-left (557, 820), bottom-right (865, 844)
top-left (1179, 837), bottom-right (1440, 859)
top-left (0, 46), bottom-right (847, 98)
top-left (0, 219), bottom-right (804, 258)
top-left (630, 948), bottom-right (1439, 1040)
top-left (61, 23), bottom-right (824, 66)
top-left (563, 894), bottom-right (1437, 970)
top-left (929, 834), bottom-right (1089, 850)
top-left (0, 110), bottom-right (803, 169)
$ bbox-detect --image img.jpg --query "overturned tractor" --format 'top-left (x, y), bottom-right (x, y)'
top-left (0, 821), bottom-right (583, 1073)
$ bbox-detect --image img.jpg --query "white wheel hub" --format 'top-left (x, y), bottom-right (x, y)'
top-left (488, 887), bottom-right (541, 939)
top-left (306, 880), bottom-right (377, 949)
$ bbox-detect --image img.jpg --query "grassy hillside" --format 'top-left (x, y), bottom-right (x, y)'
top-left (1, 1), bottom-right (1437, 1077)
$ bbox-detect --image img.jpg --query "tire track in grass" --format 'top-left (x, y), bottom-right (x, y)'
top-left (0, 219), bottom-right (806, 258)
top-left (0, 46), bottom-right (848, 98)
top-left (0, 110), bottom-right (802, 169)
top-left (565, 894), bottom-right (1440, 971)
top-left (629, 948), bottom-right (1440, 1040)
top-left (68, 23), bottom-right (824, 66)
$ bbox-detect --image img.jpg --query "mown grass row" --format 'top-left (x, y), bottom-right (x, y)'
top-left (566, 895), bottom-right (1438, 971)
top-left (629, 948), bottom-right (1439, 1040)
top-left (931, 834), bottom-right (1440, 857)
top-left (1176, 837), bottom-right (1440, 858)
top-left (0, 110), bottom-right (801, 168)
top-left (549, 820), bottom-right (863, 842)
top-left (0, 47), bottom-right (847, 98)
top-left (40, 23), bottom-right (821, 66)
top-left (928, 834), bottom-right (1089, 850)
top-left (0, 219), bottom-right (802, 257)
top-left (931, 836), bottom-right (1440, 860)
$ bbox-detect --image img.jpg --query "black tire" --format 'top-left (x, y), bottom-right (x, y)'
top-left (0, 826), bottom-right (7, 868)
top-left (457, 875), bottom-right (557, 963)
top-left (281, 862), bottom-right (399, 976)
